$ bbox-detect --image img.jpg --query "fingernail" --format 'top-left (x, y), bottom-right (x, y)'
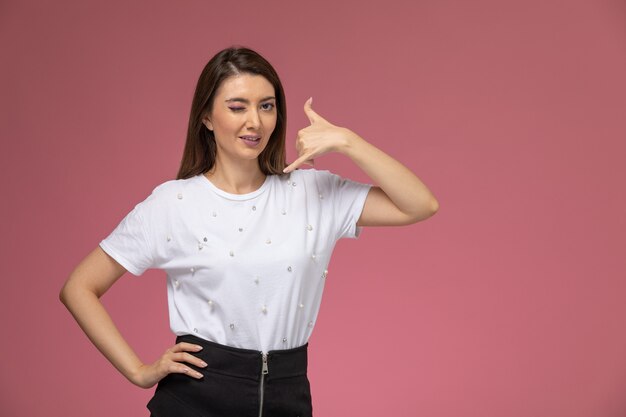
top-left (200, 361), bottom-right (208, 367)
top-left (195, 345), bottom-right (203, 351)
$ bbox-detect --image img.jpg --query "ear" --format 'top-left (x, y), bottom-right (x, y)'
top-left (202, 115), bottom-right (213, 131)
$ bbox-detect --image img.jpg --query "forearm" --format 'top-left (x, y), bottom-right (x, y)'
top-left (284, 99), bottom-right (439, 224)
top-left (339, 130), bottom-right (439, 218)
top-left (60, 283), bottom-right (144, 385)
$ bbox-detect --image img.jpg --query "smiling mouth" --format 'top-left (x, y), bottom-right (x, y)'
top-left (239, 135), bottom-right (261, 142)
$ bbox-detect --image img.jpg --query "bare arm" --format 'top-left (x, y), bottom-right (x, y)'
top-left (59, 246), bottom-right (207, 388)
top-left (343, 135), bottom-right (438, 226)
top-left (283, 98), bottom-right (439, 226)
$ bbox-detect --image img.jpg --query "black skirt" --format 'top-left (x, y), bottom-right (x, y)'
top-left (147, 334), bottom-right (313, 417)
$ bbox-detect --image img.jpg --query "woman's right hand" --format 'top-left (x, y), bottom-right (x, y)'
top-left (130, 342), bottom-right (208, 388)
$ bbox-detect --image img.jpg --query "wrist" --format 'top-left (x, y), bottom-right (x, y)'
top-left (337, 128), bottom-right (365, 157)
top-left (127, 363), bottom-right (148, 388)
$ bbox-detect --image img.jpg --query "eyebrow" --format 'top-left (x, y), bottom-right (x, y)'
top-left (225, 96), bottom-right (276, 104)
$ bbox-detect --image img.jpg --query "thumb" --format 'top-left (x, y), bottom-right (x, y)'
top-left (304, 97), bottom-right (319, 124)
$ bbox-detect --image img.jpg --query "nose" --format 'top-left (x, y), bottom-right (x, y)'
top-left (246, 109), bottom-right (261, 129)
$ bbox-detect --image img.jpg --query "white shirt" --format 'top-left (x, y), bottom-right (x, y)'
top-left (99, 168), bottom-right (371, 352)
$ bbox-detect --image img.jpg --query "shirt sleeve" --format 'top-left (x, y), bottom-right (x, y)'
top-left (99, 202), bottom-right (154, 276)
top-left (319, 170), bottom-right (372, 240)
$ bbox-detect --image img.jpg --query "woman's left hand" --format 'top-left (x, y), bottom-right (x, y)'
top-left (283, 98), bottom-right (357, 173)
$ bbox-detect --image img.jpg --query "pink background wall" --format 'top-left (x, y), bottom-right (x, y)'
top-left (2, 0), bottom-right (625, 416)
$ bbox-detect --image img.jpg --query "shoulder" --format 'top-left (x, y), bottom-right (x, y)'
top-left (288, 169), bottom-right (338, 196)
top-left (291, 168), bottom-right (359, 190)
top-left (136, 175), bottom-right (202, 212)
top-left (150, 174), bottom-right (205, 196)
top-left (290, 168), bottom-right (339, 185)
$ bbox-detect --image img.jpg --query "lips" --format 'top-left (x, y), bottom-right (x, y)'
top-left (239, 135), bottom-right (261, 142)
top-left (239, 135), bottom-right (262, 147)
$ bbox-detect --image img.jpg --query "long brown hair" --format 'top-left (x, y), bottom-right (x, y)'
top-left (176, 46), bottom-right (287, 180)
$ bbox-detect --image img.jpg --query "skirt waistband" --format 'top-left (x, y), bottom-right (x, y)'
top-left (176, 334), bottom-right (308, 381)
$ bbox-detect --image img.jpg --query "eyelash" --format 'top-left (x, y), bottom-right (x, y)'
top-left (228, 103), bottom-right (275, 112)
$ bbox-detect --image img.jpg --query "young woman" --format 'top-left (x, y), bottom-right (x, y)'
top-left (60, 46), bottom-right (439, 417)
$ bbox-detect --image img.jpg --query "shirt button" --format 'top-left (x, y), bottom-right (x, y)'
top-left (177, 193), bottom-right (183, 199)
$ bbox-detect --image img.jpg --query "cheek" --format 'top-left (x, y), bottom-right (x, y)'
top-left (213, 116), bottom-right (239, 133)
top-left (264, 114), bottom-right (278, 134)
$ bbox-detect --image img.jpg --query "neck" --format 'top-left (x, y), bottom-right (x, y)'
top-left (205, 157), bottom-right (266, 195)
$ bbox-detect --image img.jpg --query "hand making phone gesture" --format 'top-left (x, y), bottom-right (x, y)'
top-left (283, 96), bottom-right (439, 226)
top-left (283, 98), bottom-right (358, 173)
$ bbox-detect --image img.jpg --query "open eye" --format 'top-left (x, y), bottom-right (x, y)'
top-left (260, 102), bottom-right (275, 111)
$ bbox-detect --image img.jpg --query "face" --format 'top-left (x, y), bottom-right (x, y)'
top-left (203, 74), bottom-right (277, 165)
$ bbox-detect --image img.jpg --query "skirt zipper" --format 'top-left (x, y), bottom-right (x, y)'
top-left (259, 352), bottom-right (269, 417)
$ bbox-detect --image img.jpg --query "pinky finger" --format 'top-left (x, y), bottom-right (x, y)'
top-left (283, 154), bottom-right (312, 173)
